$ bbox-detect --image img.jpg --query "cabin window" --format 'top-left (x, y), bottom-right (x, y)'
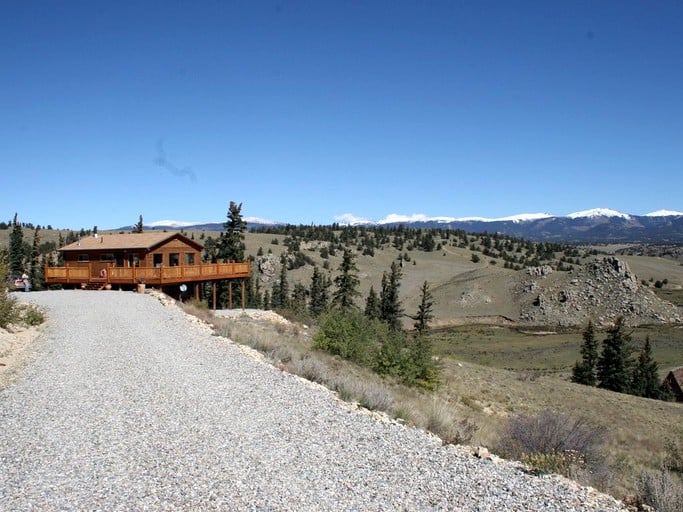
top-left (100, 253), bottom-right (114, 262)
top-left (129, 254), bottom-right (139, 267)
top-left (185, 253), bottom-right (195, 265)
top-left (169, 253), bottom-right (179, 266)
top-left (78, 254), bottom-right (89, 262)
top-left (153, 254), bottom-right (163, 267)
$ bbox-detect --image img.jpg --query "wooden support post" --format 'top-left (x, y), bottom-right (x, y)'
top-left (194, 283), bottom-right (199, 301)
top-left (241, 279), bottom-right (246, 309)
top-left (212, 281), bottom-right (217, 310)
top-left (228, 281), bottom-right (233, 310)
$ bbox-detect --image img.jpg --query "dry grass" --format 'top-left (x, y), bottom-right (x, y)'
top-left (182, 301), bottom-right (683, 501)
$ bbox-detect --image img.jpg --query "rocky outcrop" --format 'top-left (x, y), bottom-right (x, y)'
top-left (256, 253), bottom-right (279, 283)
top-left (517, 257), bottom-right (681, 326)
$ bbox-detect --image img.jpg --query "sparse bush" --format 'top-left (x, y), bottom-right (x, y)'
top-left (21, 304), bottom-right (45, 326)
top-left (186, 297), bottom-right (209, 310)
top-left (636, 468), bottom-right (683, 512)
top-left (285, 355), bottom-right (329, 384)
top-left (0, 292), bottom-right (18, 329)
top-left (425, 399), bottom-right (478, 445)
top-left (521, 451), bottom-right (587, 479)
top-left (0, 258), bottom-right (19, 328)
top-left (332, 376), bottom-right (394, 412)
top-left (495, 409), bottom-right (607, 486)
top-left (665, 434), bottom-right (683, 475)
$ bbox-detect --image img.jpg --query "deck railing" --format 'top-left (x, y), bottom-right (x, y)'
top-left (45, 262), bottom-right (251, 286)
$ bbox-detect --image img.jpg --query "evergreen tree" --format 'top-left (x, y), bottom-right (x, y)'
top-left (263, 289), bottom-right (271, 310)
top-left (133, 215), bottom-right (144, 233)
top-left (217, 201), bottom-right (247, 262)
top-left (309, 266), bottom-right (328, 317)
top-left (364, 285), bottom-right (381, 320)
top-left (245, 272), bottom-right (262, 309)
top-left (597, 317), bottom-right (632, 393)
top-left (412, 281), bottom-right (434, 335)
top-left (57, 232), bottom-right (65, 265)
top-left (291, 283), bottom-right (308, 314)
top-left (631, 337), bottom-right (668, 399)
top-left (571, 321), bottom-right (599, 386)
top-left (271, 263), bottom-right (289, 309)
top-left (29, 227), bottom-right (43, 291)
top-left (9, 213), bottom-right (24, 274)
top-left (380, 261), bottom-right (403, 331)
top-left (216, 201), bottom-right (247, 308)
top-left (332, 250), bottom-right (360, 309)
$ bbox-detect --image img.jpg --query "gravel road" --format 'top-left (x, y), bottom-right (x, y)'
top-left (0, 291), bottom-right (627, 511)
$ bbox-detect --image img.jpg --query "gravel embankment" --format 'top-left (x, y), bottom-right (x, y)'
top-left (0, 291), bottom-right (627, 511)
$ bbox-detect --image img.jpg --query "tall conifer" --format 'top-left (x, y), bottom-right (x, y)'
top-left (380, 261), bottom-right (403, 331)
top-left (597, 317), bottom-right (631, 393)
top-left (9, 213), bottom-right (24, 274)
top-left (571, 321), bottom-right (599, 386)
top-left (332, 250), bottom-right (360, 309)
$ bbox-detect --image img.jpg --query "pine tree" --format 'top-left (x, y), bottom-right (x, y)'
top-left (28, 227), bottom-right (43, 291)
top-left (271, 263), bottom-right (289, 309)
top-left (217, 201), bottom-right (247, 263)
top-left (412, 281), bottom-right (434, 335)
top-left (597, 317), bottom-right (632, 393)
top-left (133, 215), bottom-right (144, 233)
top-left (291, 283), bottom-right (307, 314)
top-left (380, 261), bottom-right (403, 331)
top-left (309, 266), bottom-right (328, 317)
top-left (631, 337), bottom-right (667, 399)
top-left (9, 213), bottom-right (24, 275)
top-left (571, 321), bottom-right (599, 386)
top-left (216, 201), bottom-right (247, 308)
top-left (332, 250), bottom-right (360, 309)
top-left (364, 285), bottom-right (381, 320)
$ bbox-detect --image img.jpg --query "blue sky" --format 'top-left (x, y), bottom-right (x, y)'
top-left (2, 1), bottom-right (682, 229)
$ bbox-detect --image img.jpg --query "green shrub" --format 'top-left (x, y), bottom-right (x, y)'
top-left (521, 451), bottom-right (586, 477)
top-left (21, 304), bottom-right (45, 326)
top-left (0, 258), bottom-right (19, 328)
top-left (313, 308), bottom-right (382, 366)
top-left (0, 291), bottom-right (18, 329)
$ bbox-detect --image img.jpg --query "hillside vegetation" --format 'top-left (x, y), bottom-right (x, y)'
top-left (3, 219), bottom-right (682, 506)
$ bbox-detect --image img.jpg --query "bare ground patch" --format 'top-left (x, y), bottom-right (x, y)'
top-left (0, 324), bottom-right (42, 389)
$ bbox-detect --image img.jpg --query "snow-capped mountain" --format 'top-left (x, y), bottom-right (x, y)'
top-left (333, 208), bottom-right (683, 243)
top-left (566, 208), bottom-right (631, 220)
top-left (135, 209), bottom-right (683, 243)
top-left (645, 209), bottom-right (683, 217)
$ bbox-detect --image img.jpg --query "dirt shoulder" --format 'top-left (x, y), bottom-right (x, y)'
top-left (0, 324), bottom-right (42, 389)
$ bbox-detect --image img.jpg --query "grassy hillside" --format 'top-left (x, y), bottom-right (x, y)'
top-left (191, 304), bottom-right (683, 501)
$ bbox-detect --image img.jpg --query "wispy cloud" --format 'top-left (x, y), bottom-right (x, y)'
top-left (153, 140), bottom-right (197, 182)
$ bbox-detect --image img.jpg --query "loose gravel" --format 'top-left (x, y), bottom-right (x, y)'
top-left (0, 291), bottom-right (628, 511)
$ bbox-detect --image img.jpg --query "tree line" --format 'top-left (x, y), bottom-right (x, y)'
top-left (571, 318), bottom-right (671, 400)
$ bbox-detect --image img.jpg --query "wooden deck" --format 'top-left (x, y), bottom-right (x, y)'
top-left (44, 262), bottom-right (251, 287)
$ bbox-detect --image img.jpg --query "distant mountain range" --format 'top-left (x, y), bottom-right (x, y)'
top-left (130, 208), bottom-right (683, 244)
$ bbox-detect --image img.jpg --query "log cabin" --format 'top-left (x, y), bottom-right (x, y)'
top-left (663, 367), bottom-right (683, 402)
top-left (44, 232), bottom-right (250, 308)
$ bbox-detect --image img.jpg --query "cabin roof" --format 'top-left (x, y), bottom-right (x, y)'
top-left (670, 367), bottom-right (683, 384)
top-left (59, 232), bottom-right (204, 252)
